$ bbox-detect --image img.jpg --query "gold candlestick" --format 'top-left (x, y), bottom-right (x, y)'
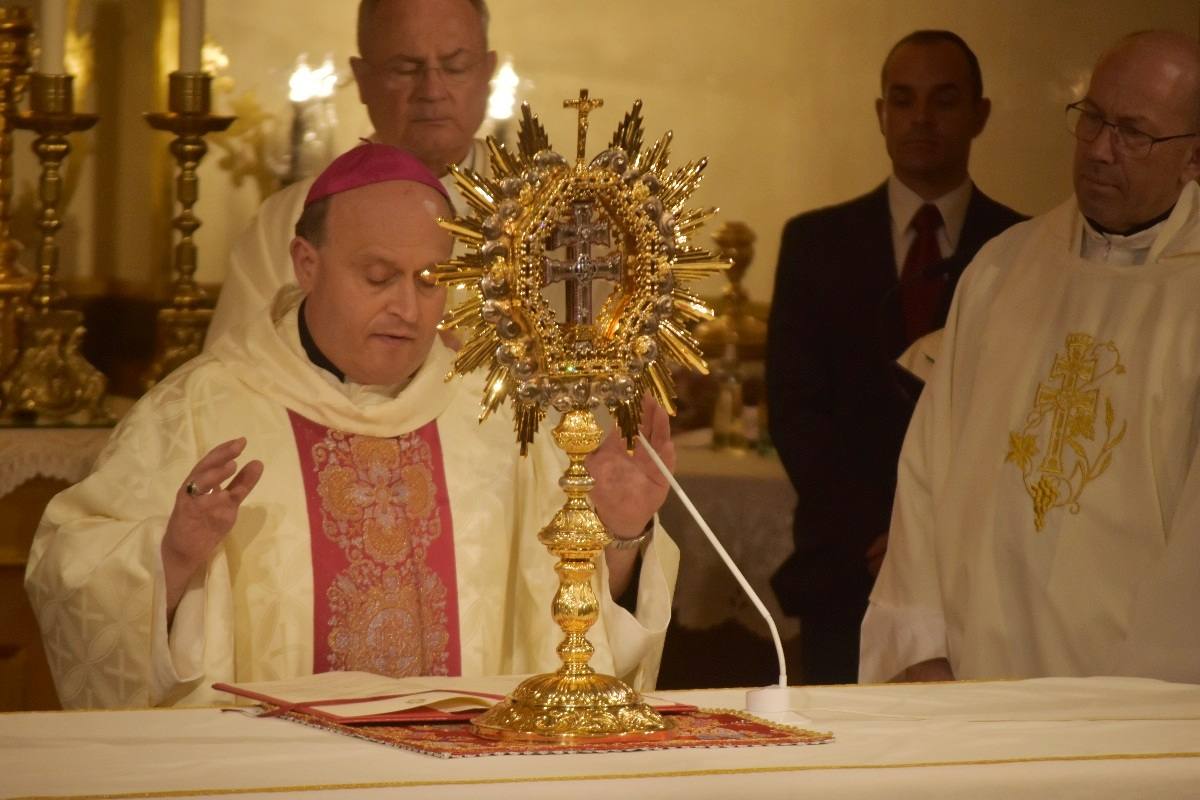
top-left (0, 73), bottom-right (107, 424)
top-left (0, 7), bottom-right (33, 373)
top-left (142, 72), bottom-right (234, 386)
top-left (17, 74), bottom-right (97, 312)
top-left (429, 94), bottom-right (728, 741)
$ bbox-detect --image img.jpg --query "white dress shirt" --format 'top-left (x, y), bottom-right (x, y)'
top-left (1079, 216), bottom-right (1165, 266)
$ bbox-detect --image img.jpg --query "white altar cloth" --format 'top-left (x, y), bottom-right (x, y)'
top-left (2, 677), bottom-right (1198, 799)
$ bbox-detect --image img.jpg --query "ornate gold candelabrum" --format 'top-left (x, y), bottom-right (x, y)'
top-left (429, 92), bottom-right (727, 741)
top-left (0, 72), bottom-right (107, 424)
top-left (0, 7), bottom-right (32, 373)
top-left (143, 72), bottom-right (234, 386)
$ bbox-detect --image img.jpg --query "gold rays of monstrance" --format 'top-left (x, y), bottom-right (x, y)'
top-left (424, 90), bottom-right (728, 742)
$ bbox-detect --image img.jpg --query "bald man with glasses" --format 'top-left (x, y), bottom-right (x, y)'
top-left (1066, 102), bottom-right (1200, 160)
top-left (206, 0), bottom-right (495, 346)
top-left (861, 30), bottom-right (1200, 685)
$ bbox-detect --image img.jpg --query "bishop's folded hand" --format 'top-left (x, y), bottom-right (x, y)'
top-left (161, 437), bottom-right (264, 623)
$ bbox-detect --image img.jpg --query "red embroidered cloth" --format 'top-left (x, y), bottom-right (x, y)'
top-left (281, 709), bottom-right (834, 758)
top-left (289, 412), bottom-right (461, 677)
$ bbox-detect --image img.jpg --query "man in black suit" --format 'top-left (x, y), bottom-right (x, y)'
top-left (767, 30), bottom-right (1025, 684)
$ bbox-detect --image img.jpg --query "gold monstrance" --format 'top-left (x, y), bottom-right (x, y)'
top-left (425, 91), bottom-right (727, 741)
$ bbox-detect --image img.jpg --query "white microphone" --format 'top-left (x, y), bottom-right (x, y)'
top-left (636, 432), bottom-right (797, 717)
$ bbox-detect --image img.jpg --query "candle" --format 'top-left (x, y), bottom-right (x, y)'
top-left (39, 0), bottom-right (66, 74)
top-left (179, 0), bottom-right (204, 73)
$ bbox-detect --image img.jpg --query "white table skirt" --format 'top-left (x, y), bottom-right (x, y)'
top-left (3, 676), bottom-right (1199, 799)
top-left (0, 395), bottom-right (133, 499)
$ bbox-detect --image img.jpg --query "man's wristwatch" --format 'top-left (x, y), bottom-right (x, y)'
top-left (606, 522), bottom-right (654, 551)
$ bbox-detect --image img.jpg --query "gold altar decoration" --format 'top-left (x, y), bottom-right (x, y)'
top-left (694, 221), bottom-right (766, 362)
top-left (426, 90), bottom-right (728, 741)
top-left (0, 307), bottom-right (104, 422)
top-left (0, 72), bottom-right (106, 425)
top-left (696, 222), bottom-right (765, 450)
top-left (0, 7), bottom-right (33, 374)
top-left (142, 71), bottom-right (234, 387)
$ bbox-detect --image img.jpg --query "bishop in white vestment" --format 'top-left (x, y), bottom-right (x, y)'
top-left (26, 145), bottom-right (678, 709)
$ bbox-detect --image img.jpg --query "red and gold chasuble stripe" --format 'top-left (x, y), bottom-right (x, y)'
top-left (288, 411), bottom-right (461, 677)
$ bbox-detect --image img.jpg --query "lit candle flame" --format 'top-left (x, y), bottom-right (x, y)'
top-left (487, 60), bottom-right (519, 121)
top-left (289, 54), bottom-right (338, 103)
top-left (202, 39), bottom-right (229, 75)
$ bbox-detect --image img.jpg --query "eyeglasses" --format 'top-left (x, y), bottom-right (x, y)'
top-left (362, 54), bottom-right (486, 89)
top-left (1065, 101), bottom-right (1200, 159)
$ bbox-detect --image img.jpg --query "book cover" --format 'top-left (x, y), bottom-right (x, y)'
top-left (214, 671), bottom-right (696, 725)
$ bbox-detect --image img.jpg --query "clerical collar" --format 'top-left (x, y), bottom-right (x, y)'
top-left (1084, 205), bottom-right (1174, 237)
top-left (298, 299), bottom-right (346, 382)
top-left (1080, 212), bottom-right (1168, 267)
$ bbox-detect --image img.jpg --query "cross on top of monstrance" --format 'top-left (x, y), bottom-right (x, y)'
top-left (564, 88), bottom-right (603, 164)
top-left (421, 91), bottom-right (729, 743)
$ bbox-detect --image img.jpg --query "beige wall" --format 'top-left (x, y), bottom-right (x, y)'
top-left (487, 0), bottom-right (1198, 301)
top-left (26, 1), bottom-right (1200, 303)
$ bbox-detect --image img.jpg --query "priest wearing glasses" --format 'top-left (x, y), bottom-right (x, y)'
top-left (861, 30), bottom-right (1200, 685)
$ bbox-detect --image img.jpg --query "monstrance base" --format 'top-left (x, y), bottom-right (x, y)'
top-left (471, 670), bottom-right (674, 743)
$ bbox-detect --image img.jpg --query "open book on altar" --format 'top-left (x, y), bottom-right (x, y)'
top-left (214, 671), bottom-right (696, 725)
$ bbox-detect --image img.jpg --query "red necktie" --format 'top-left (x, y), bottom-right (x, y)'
top-left (899, 203), bottom-right (944, 345)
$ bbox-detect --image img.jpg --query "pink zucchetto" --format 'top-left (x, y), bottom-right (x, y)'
top-left (303, 142), bottom-right (451, 208)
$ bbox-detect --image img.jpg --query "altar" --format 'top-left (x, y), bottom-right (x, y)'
top-left (3, 675), bottom-right (1198, 798)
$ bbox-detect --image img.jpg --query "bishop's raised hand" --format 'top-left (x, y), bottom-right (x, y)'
top-left (161, 437), bottom-right (263, 622)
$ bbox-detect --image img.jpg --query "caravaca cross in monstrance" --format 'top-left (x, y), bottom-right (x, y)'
top-left (424, 89), bottom-right (729, 742)
top-left (545, 90), bottom-right (620, 330)
top-left (544, 200), bottom-right (622, 327)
